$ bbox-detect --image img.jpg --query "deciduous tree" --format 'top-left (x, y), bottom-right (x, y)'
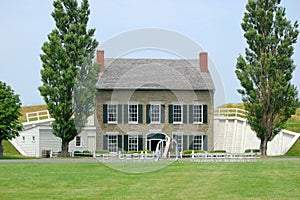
top-left (39, 0), bottom-right (98, 157)
top-left (236, 0), bottom-right (299, 155)
top-left (0, 81), bottom-right (22, 158)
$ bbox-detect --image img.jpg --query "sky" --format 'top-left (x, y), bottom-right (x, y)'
top-left (0, 0), bottom-right (299, 106)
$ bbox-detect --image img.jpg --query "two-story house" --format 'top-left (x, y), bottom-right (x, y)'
top-left (95, 50), bottom-right (214, 153)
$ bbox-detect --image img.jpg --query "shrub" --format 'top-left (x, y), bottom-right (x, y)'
top-left (82, 150), bottom-right (91, 154)
top-left (74, 151), bottom-right (82, 153)
top-left (183, 150), bottom-right (205, 154)
top-left (209, 150), bottom-right (227, 153)
top-left (244, 149), bottom-right (260, 153)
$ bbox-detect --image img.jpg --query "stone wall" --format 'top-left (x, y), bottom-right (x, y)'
top-left (96, 89), bottom-right (214, 150)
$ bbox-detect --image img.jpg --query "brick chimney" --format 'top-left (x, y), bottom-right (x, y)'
top-left (97, 50), bottom-right (104, 72)
top-left (199, 52), bottom-right (208, 73)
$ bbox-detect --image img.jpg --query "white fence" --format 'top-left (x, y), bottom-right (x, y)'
top-left (214, 108), bottom-right (247, 119)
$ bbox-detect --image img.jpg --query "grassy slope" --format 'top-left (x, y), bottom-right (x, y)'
top-left (0, 161), bottom-right (299, 199)
top-left (19, 105), bottom-right (48, 122)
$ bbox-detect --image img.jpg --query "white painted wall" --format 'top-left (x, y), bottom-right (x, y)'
top-left (214, 117), bottom-right (300, 155)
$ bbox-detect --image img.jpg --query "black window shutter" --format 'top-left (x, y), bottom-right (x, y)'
top-left (183, 105), bottom-right (187, 124)
top-left (123, 135), bottom-right (128, 151)
top-left (183, 135), bottom-right (187, 151)
top-left (146, 104), bottom-right (150, 124)
top-left (203, 105), bottom-right (208, 124)
top-left (189, 105), bottom-right (193, 124)
top-left (124, 104), bottom-right (128, 124)
top-left (103, 104), bottom-right (107, 124)
top-left (118, 104), bottom-right (122, 124)
top-left (189, 135), bottom-right (194, 150)
top-left (103, 135), bottom-right (108, 150)
top-left (138, 104), bottom-right (143, 123)
top-left (203, 135), bottom-right (208, 151)
top-left (161, 104), bottom-right (165, 123)
top-left (118, 135), bottom-right (122, 152)
top-left (138, 135), bottom-right (143, 151)
top-left (168, 105), bottom-right (173, 123)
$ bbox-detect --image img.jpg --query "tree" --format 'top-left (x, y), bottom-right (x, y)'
top-left (0, 81), bottom-right (22, 158)
top-left (39, 0), bottom-right (98, 157)
top-left (235, 0), bottom-right (299, 155)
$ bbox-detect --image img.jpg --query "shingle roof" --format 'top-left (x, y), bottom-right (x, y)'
top-left (96, 58), bottom-right (214, 90)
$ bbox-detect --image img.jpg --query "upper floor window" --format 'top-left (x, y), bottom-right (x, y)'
top-left (150, 104), bottom-right (160, 123)
top-left (128, 104), bottom-right (138, 124)
top-left (193, 104), bottom-right (203, 124)
top-left (173, 104), bottom-right (183, 124)
top-left (108, 104), bottom-right (117, 123)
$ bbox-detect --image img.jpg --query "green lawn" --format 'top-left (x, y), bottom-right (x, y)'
top-left (0, 161), bottom-right (299, 199)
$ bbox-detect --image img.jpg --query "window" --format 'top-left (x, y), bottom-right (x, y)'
top-left (128, 135), bottom-right (138, 151)
top-left (22, 136), bottom-right (25, 142)
top-left (128, 104), bottom-right (138, 123)
top-left (150, 104), bottom-right (160, 123)
top-left (108, 135), bottom-right (118, 152)
top-left (193, 104), bottom-right (203, 123)
top-left (107, 104), bottom-right (117, 123)
top-left (75, 136), bottom-right (81, 147)
top-left (193, 135), bottom-right (203, 150)
top-left (173, 134), bottom-right (183, 152)
top-left (32, 136), bottom-right (35, 142)
top-left (173, 104), bottom-right (182, 124)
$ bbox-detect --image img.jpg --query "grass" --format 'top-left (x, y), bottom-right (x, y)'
top-left (285, 138), bottom-right (300, 157)
top-left (1, 140), bottom-right (26, 159)
top-left (0, 161), bottom-right (299, 199)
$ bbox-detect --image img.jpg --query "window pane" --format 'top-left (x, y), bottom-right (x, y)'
top-left (193, 135), bottom-right (203, 150)
top-left (108, 135), bottom-right (118, 152)
top-left (173, 134), bottom-right (183, 152)
top-left (150, 104), bottom-right (160, 123)
top-left (193, 105), bottom-right (203, 123)
top-left (76, 136), bottom-right (81, 147)
top-left (129, 104), bottom-right (138, 123)
top-left (173, 105), bottom-right (182, 123)
top-left (108, 104), bottom-right (117, 123)
top-left (128, 135), bottom-right (138, 151)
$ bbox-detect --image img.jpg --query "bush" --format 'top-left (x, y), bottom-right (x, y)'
top-left (82, 150), bottom-right (91, 154)
top-left (74, 151), bottom-right (82, 153)
top-left (209, 150), bottom-right (227, 153)
top-left (244, 149), bottom-right (260, 153)
top-left (183, 150), bottom-right (206, 154)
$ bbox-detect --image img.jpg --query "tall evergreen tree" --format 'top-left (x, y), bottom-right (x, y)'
top-left (39, 0), bottom-right (98, 157)
top-left (236, 0), bottom-right (299, 155)
top-left (0, 81), bottom-right (22, 158)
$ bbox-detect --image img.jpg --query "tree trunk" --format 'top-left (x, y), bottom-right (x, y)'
top-left (0, 139), bottom-right (3, 158)
top-left (61, 140), bottom-right (70, 157)
top-left (260, 137), bottom-right (268, 156)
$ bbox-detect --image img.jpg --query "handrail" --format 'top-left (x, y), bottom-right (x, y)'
top-left (214, 108), bottom-right (247, 119)
top-left (26, 110), bottom-right (51, 122)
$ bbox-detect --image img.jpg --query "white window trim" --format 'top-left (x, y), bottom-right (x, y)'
top-left (173, 104), bottom-right (183, 124)
top-left (107, 104), bottom-right (118, 124)
top-left (193, 104), bottom-right (204, 124)
top-left (150, 104), bottom-right (161, 124)
top-left (128, 104), bottom-right (138, 124)
top-left (75, 136), bottom-right (82, 147)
